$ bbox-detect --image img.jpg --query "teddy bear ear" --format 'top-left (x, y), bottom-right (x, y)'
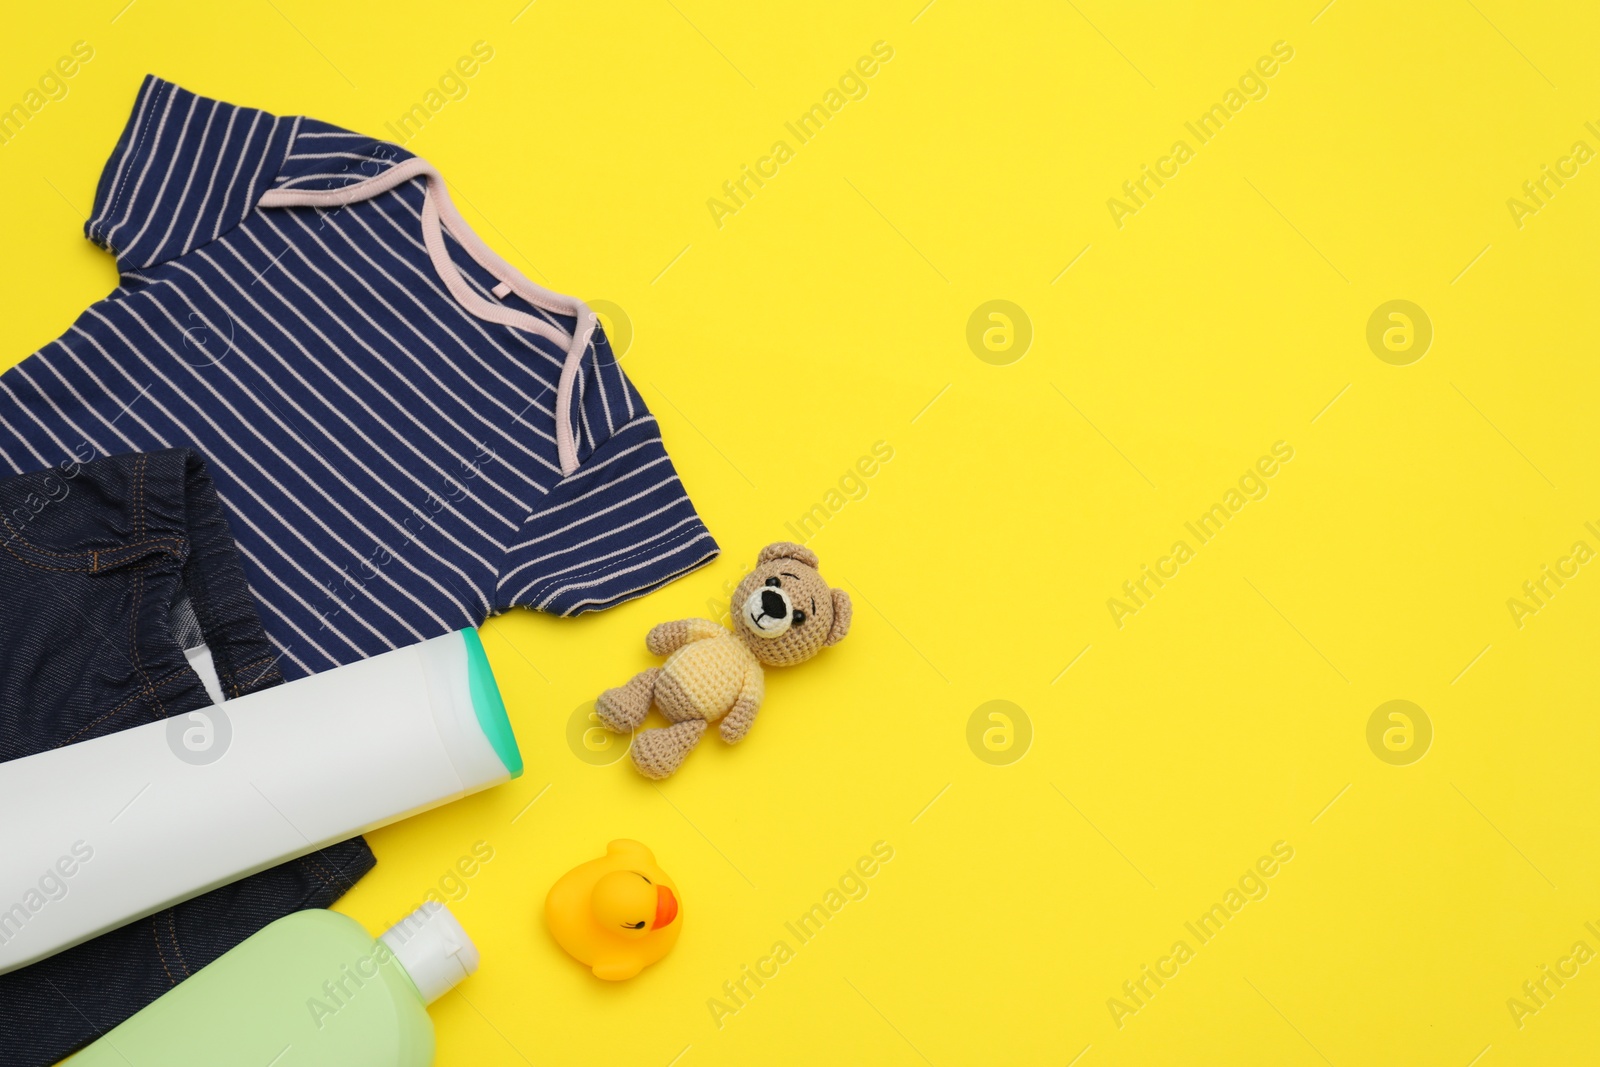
top-left (758, 541), bottom-right (819, 569)
top-left (825, 587), bottom-right (852, 646)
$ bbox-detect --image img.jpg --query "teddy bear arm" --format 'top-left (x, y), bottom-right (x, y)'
top-left (645, 620), bottom-right (688, 655)
top-left (718, 669), bottom-right (765, 744)
top-left (646, 618), bottom-right (723, 656)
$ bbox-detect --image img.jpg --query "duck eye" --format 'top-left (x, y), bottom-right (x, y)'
top-left (765, 577), bottom-right (781, 587)
top-left (624, 921), bottom-right (646, 929)
top-left (791, 610), bottom-right (805, 626)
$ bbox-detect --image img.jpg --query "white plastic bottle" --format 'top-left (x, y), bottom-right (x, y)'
top-left (0, 629), bottom-right (521, 975)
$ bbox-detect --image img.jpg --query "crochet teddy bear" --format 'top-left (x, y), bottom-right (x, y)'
top-left (595, 542), bottom-right (852, 778)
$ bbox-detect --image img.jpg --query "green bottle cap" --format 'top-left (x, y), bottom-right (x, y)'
top-left (461, 628), bottom-right (523, 779)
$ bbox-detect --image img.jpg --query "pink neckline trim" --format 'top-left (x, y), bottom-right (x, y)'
top-left (258, 156), bottom-right (593, 476)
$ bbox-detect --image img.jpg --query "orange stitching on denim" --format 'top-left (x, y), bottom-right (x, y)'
top-left (299, 853), bottom-right (358, 896)
top-left (0, 503), bottom-right (95, 570)
top-left (135, 453), bottom-right (146, 540)
top-left (129, 572), bottom-right (146, 704)
top-left (55, 669), bottom-right (190, 746)
top-left (0, 535), bottom-right (85, 573)
top-left (0, 503), bottom-right (182, 570)
top-left (227, 654), bottom-right (282, 697)
top-left (295, 856), bottom-right (335, 893)
top-left (129, 571), bottom-right (167, 721)
top-left (96, 538), bottom-right (186, 567)
top-left (166, 910), bottom-right (191, 977)
top-left (0, 457), bottom-right (178, 572)
top-left (151, 914), bottom-right (178, 986)
top-left (0, 509), bottom-right (40, 549)
top-left (301, 854), bottom-right (339, 887)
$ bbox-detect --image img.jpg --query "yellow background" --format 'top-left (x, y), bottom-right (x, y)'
top-left (5, 1), bottom-right (1600, 1064)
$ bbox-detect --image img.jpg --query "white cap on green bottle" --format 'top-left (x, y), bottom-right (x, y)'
top-left (381, 902), bottom-right (480, 1004)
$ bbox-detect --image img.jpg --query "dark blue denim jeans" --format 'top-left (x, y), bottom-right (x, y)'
top-left (0, 449), bottom-right (373, 1066)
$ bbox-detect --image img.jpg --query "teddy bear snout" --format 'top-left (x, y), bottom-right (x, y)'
top-left (742, 585), bottom-right (793, 639)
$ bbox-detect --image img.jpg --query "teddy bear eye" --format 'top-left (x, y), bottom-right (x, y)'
top-left (791, 610), bottom-right (806, 626)
top-left (765, 577), bottom-right (781, 588)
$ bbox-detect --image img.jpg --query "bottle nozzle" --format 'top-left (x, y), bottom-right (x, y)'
top-left (380, 901), bottom-right (480, 1004)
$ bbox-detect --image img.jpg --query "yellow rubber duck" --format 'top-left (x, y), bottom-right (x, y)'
top-left (545, 840), bottom-right (681, 980)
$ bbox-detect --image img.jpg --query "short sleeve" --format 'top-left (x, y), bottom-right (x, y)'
top-left (85, 75), bottom-right (295, 272)
top-left (496, 340), bottom-right (719, 615)
top-left (267, 117), bottom-right (413, 192)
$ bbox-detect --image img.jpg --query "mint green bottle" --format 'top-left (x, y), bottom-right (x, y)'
top-left (71, 903), bottom-right (478, 1066)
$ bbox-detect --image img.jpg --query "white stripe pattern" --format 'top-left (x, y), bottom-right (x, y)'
top-left (1, 76), bottom-right (717, 679)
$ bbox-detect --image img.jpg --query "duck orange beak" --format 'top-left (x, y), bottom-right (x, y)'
top-left (654, 885), bottom-right (679, 928)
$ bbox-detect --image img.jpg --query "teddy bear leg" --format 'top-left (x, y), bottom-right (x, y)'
top-left (631, 720), bottom-right (707, 779)
top-left (595, 667), bottom-right (660, 733)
